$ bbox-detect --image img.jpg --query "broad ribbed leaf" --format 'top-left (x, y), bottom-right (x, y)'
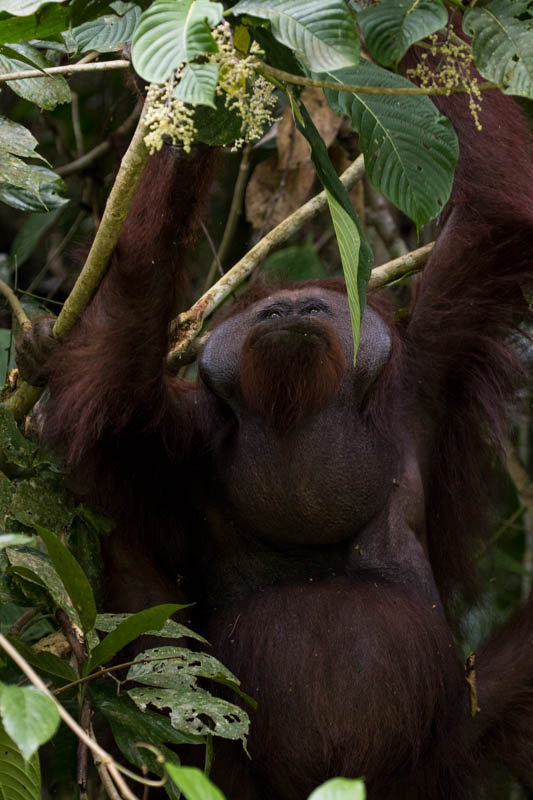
top-left (323, 61), bottom-right (458, 226)
top-left (175, 62), bottom-right (218, 106)
top-left (0, 43), bottom-right (70, 109)
top-left (464, 0), bottom-right (533, 99)
top-left (72, 4), bottom-right (141, 53)
top-left (0, 720), bottom-right (40, 800)
top-left (0, 685), bottom-right (60, 761)
top-left (357, 0), bottom-right (447, 67)
top-left (0, 115), bottom-right (43, 159)
top-left (0, 165), bottom-right (69, 212)
top-left (131, 0), bottom-right (223, 83)
top-left (230, 0), bottom-right (360, 71)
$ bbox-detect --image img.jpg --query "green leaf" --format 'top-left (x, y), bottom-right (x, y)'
top-left (36, 526), bottom-right (97, 634)
top-left (0, 43), bottom-right (71, 110)
top-left (6, 547), bottom-right (78, 621)
top-left (86, 603), bottom-right (182, 671)
top-left (464, 0), bottom-right (533, 99)
top-left (0, 116), bottom-right (41, 160)
top-left (6, 637), bottom-right (77, 687)
top-left (0, 719), bottom-right (40, 800)
top-left (0, 6), bottom-right (70, 44)
top-left (128, 685), bottom-right (249, 742)
top-left (175, 62), bottom-right (218, 106)
top-left (307, 777), bottom-right (366, 800)
top-left (0, 406), bottom-right (37, 470)
top-left (322, 60), bottom-right (458, 226)
top-left (127, 646), bottom-right (250, 702)
top-left (72, 4), bottom-right (142, 53)
top-left (263, 241), bottom-right (326, 280)
top-left (95, 613), bottom-right (208, 643)
top-left (0, 166), bottom-right (69, 212)
top-left (0, 0), bottom-right (64, 13)
top-left (131, 0), bottom-right (224, 83)
top-left (357, 0), bottom-right (447, 68)
top-left (294, 100), bottom-right (371, 361)
top-left (194, 93), bottom-right (243, 145)
top-left (166, 764), bottom-right (227, 800)
top-left (0, 684), bottom-right (60, 761)
top-left (0, 535), bottom-right (32, 551)
top-left (0, 154), bottom-right (46, 198)
top-left (11, 472), bottom-right (75, 532)
top-left (230, 0), bottom-right (360, 71)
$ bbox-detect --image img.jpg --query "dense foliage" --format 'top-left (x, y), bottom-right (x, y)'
top-left (0, 1), bottom-right (531, 798)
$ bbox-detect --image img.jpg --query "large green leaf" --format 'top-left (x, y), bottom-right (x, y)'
top-left (307, 778), bottom-right (366, 800)
top-left (323, 61), bottom-right (458, 226)
top-left (0, 684), bottom-right (60, 761)
top-left (6, 547), bottom-right (79, 622)
top-left (0, 7), bottom-right (70, 45)
top-left (36, 526), bottom-right (96, 634)
top-left (464, 0), bottom-right (533, 99)
top-left (0, 43), bottom-right (70, 110)
top-left (166, 764), bottom-right (226, 800)
top-left (357, 0), bottom-right (447, 68)
top-left (95, 612), bottom-right (208, 643)
top-left (294, 100), bottom-right (371, 361)
top-left (175, 62), bottom-right (218, 106)
top-left (71, 3), bottom-right (142, 53)
top-left (230, 0), bottom-right (360, 71)
top-left (0, 720), bottom-right (40, 800)
top-left (131, 0), bottom-right (223, 83)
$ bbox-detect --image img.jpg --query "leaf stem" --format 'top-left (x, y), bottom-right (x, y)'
top-left (253, 59), bottom-right (499, 96)
top-left (0, 279), bottom-right (31, 330)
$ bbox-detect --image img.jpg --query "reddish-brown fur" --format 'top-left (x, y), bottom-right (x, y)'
top-left (22, 52), bottom-right (533, 799)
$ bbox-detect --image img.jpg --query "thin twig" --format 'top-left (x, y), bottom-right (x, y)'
top-left (200, 219), bottom-right (223, 280)
top-left (203, 143), bottom-right (253, 292)
top-left (8, 607), bottom-right (40, 637)
top-left (27, 210), bottom-right (85, 295)
top-left (254, 59), bottom-right (499, 97)
top-left (168, 154), bottom-right (366, 367)
top-left (0, 60), bottom-right (130, 83)
top-left (0, 279), bottom-right (31, 330)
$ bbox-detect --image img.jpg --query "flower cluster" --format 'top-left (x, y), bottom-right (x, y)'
top-left (210, 21), bottom-right (277, 149)
top-left (407, 33), bottom-right (483, 131)
top-left (143, 81), bottom-right (197, 154)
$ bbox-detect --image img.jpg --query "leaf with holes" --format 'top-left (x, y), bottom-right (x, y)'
top-left (464, 0), bottom-right (533, 99)
top-left (131, 0), bottom-right (223, 83)
top-left (128, 685), bottom-right (249, 742)
top-left (230, 0), bottom-right (360, 71)
top-left (323, 61), bottom-right (458, 226)
top-left (357, 0), bottom-right (447, 68)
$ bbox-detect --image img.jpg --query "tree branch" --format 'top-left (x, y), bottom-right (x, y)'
top-left (254, 60), bottom-right (499, 97)
top-left (0, 60), bottom-right (130, 83)
top-left (368, 242), bottom-right (434, 289)
top-left (5, 102), bottom-right (150, 420)
top-left (168, 154), bottom-right (366, 367)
